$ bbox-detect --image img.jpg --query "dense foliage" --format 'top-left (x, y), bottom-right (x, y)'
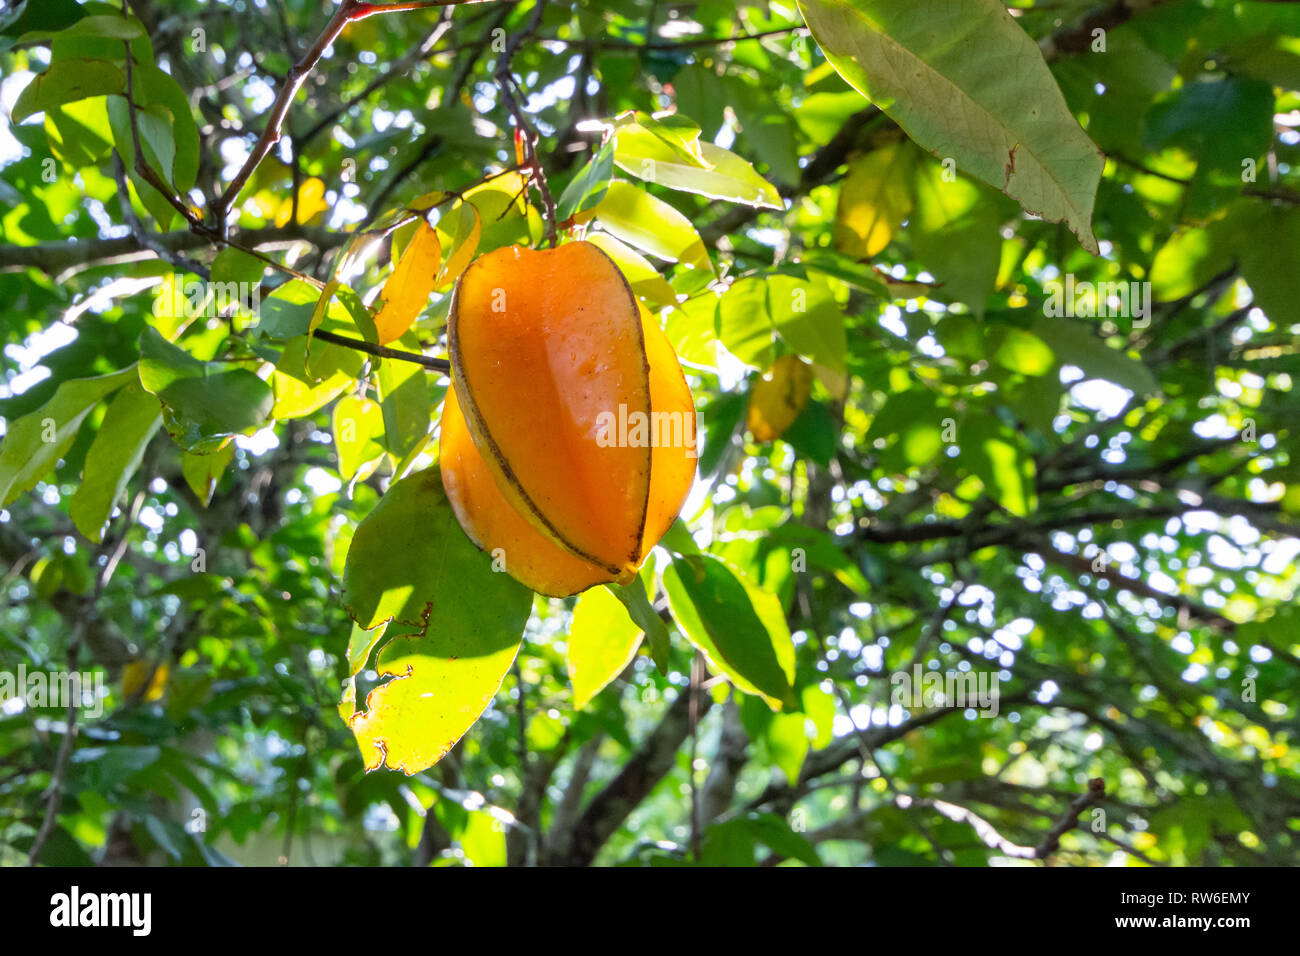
top-left (1, 0), bottom-right (1297, 867)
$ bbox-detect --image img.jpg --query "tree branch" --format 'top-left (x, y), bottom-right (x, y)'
top-left (548, 686), bottom-right (712, 866)
top-left (0, 226), bottom-right (341, 277)
top-left (1035, 778), bottom-right (1106, 859)
top-left (312, 328), bottom-right (450, 373)
top-left (217, 0), bottom-right (496, 230)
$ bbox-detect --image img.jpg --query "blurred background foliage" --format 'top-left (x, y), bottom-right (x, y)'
top-left (0, 0), bottom-right (1298, 866)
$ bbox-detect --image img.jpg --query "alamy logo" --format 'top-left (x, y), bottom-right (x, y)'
top-left (595, 403), bottom-right (698, 458)
top-left (154, 274), bottom-right (261, 320)
top-left (0, 664), bottom-right (105, 719)
top-left (891, 665), bottom-right (1000, 717)
top-left (49, 886), bottom-right (151, 936)
top-left (1044, 274), bottom-right (1151, 327)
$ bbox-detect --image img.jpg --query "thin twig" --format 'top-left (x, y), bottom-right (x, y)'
top-left (112, 152), bottom-right (210, 278)
top-left (218, 0), bottom-right (499, 232)
top-left (1035, 778), bottom-right (1106, 859)
top-left (688, 651), bottom-right (703, 861)
top-left (494, 0), bottom-right (558, 245)
top-left (313, 328), bottom-right (450, 373)
top-left (28, 489), bottom-right (147, 865)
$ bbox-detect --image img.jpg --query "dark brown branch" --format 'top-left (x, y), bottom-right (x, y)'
top-left (312, 329), bottom-right (450, 373)
top-left (494, 1), bottom-right (558, 245)
top-left (1035, 778), bottom-right (1106, 858)
top-left (0, 226), bottom-right (341, 277)
top-left (112, 152), bottom-right (210, 279)
top-left (549, 686), bottom-right (713, 866)
top-left (698, 694), bottom-right (749, 826)
top-left (27, 488), bottom-right (146, 865)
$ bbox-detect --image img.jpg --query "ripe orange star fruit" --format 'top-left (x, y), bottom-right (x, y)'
top-left (440, 241), bottom-right (696, 597)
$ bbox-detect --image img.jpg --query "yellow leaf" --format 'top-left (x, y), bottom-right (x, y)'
top-left (747, 355), bottom-right (813, 441)
top-left (122, 661), bottom-right (169, 702)
top-left (274, 177), bottom-right (329, 227)
top-left (434, 201), bottom-right (481, 290)
top-left (373, 220), bottom-right (442, 344)
top-left (834, 140), bottom-right (914, 259)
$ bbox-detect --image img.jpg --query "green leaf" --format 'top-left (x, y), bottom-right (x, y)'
top-left (744, 812), bottom-right (822, 866)
top-left (211, 246), bottom-right (265, 289)
top-left (1, 0), bottom-right (83, 39)
top-left (802, 682), bottom-right (836, 748)
top-left (271, 337), bottom-right (365, 420)
top-left (765, 274), bottom-right (848, 396)
top-left (615, 133), bottom-right (782, 209)
top-left (180, 443), bottom-right (234, 508)
top-left (741, 695), bottom-right (808, 785)
top-left (959, 415), bottom-right (1036, 517)
top-left (137, 327), bottom-right (273, 453)
top-left (799, 0), bottom-right (1104, 253)
top-left (257, 279), bottom-right (349, 340)
top-left (69, 381), bottom-right (161, 542)
top-left (1149, 224), bottom-right (1231, 301)
top-left (340, 468), bottom-right (533, 774)
top-left (1238, 205), bottom-right (1300, 326)
top-left (0, 366), bottom-right (136, 506)
top-left (662, 554), bottom-right (796, 709)
top-left (718, 276), bottom-right (775, 367)
top-left (866, 389), bottom-right (945, 470)
top-left (593, 181), bottom-right (711, 271)
top-left (346, 619), bottom-right (387, 679)
top-left (106, 94), bottom-right (175, 229)
top-left (609, 572), bottom-right (671, 673)
top-left (16, 13), bottom-right (144, 44)
top-left (1031, 317), bottom-right (1157, 396)
top-left (376, 352), bottom-right (430, 459)
top-left (332, 394), bottom-right (386, 481)
top-left (133, 63), bottom-right (199, 193)
top-left (910, 159), bottom-right (1003, 316)
top-left (614, 110), bottom-right (710, 167)
top-left (556, 138), bottom-right (615, 222)
top-left (699, 813), bottom-right (822, 866)
top-left (11, 57), bottom-right (123, 123)
top-left (666, 292), bottom-right (719, 366)
top-left (568, 585), bottom-right (643, 709)
top-left (727, 83), bottom-right (801, 185)
top-left (1142, 76), bottom-right (1274, 175)
top-left (44, 95), bottom-right (114, 167)
top-left (458, 810), bottom-right (508, 866)
top-left (783, 400), bottom-right (838, 467)
top-left (988, 327), bottom-right (1055, 377)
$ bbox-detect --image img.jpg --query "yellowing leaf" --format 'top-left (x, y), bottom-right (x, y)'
top-left (434, 201), bottom-right (481, 290)
top-left (333, 394), bottom-right (385, 481)
top-left (272, 338), bottom-right (364, 419)
top-left (834, 140), bottom-right (914, 259)
top-left (747, 355), bottom-right (814, 442)
top-left (594, 180), bottom-right (712, 271)
top-left (123, 661), bottom-right (169, 702)
top-left (181, 443), bottom-right (234, 507)
top-left (274, 176), bottom-right (329, 227)
top-left (568, 585), bottom-right (643, 709)
top-left (340, 469), bottom-right (533, 774)
top-left (585, 231), bottom-right (678, 308)
top-left (373, 220), bottom-right (441, 344)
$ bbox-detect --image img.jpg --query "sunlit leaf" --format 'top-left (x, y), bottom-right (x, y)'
top-left (340, 468), bottom-right (533, 774)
